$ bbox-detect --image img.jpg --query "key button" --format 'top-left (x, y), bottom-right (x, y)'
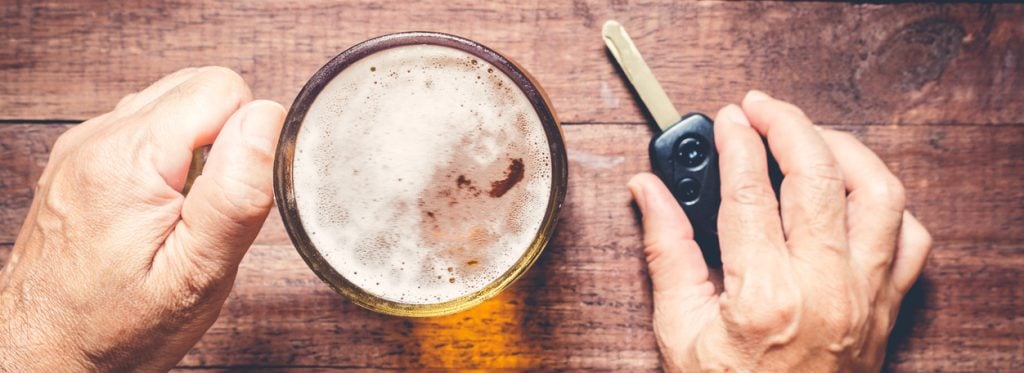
top-left (676, 177), bottom-right (701, 204)
top-left (676, 135), bottom-right (709, 169)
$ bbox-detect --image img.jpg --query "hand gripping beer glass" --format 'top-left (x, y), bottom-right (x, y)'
top-left (272, 32), bottom-right (567, 317)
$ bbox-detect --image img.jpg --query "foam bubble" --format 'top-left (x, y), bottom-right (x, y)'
top-left (293, 44), bottom-right (552, 305)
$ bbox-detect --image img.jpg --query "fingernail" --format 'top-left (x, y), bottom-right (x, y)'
top-left (744, 90), bottom-right (772, 103)
top-left (241, 100), bottom-right (285, 153)
top-left (720, 104), bottom-right (751, 127)
top-left (627, 177), bottom-right (647, 215)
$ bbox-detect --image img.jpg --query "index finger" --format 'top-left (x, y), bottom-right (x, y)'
top-left (741, 91), bottom-right (847, 256)
top-left (713, 104), bottom-right (785, 289)
top-left (137, 66), bottom-right (254, 191)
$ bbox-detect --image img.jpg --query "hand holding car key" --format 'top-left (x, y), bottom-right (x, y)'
top-left (607, 20), bottom-right (932, 371)
top-left (602, 21), bottom-right (783, 264)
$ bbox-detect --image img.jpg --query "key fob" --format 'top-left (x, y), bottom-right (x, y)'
top-left (649, 113), bottom-right (783, 265)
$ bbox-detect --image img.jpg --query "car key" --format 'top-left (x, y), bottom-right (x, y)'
top-left (602, 20), bottom-right (783, 265)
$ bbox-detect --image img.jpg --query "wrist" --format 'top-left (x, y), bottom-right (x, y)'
top-left (0, 292), bottom-right (93, 371)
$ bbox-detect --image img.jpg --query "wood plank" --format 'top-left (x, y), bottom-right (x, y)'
top-left (0, 124), bottom-right (69, 244)
top-left (1, 1), bottom-right (1021, 125)
top-left (3, 238), bottom-right (1021, 372)
top-left (0, 123), bottom-right (1021, 370)
top-left (0, 244), bottom-right (8, 270)
top-left (3, 123), bottom-right (1021, 245)
top-left (177, 241), bottom-right (1022, 371)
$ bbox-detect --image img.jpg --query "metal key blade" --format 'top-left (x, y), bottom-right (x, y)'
top-left (602, 20), bottom-right (680, 131)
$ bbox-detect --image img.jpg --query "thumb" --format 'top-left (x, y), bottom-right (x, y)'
top-left (628, 172), bottom-right (711, 297)
top-left (622, 173), bottom-right (712, 305)
top-left (167, 100), bottom-right (285, 278)
top-left (629, 173), bottom-right (718, 367)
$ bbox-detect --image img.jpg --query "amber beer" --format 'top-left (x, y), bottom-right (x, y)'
top-left (275, 33), bottom-right (567, 316)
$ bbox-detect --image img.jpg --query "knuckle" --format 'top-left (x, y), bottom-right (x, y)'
top-left (196, 66), bottom-right (250, 98)
top-left (116, 93), bottom-right (137, 108)
top-left (66, 134), bottom-right (138, 193)
top-left (869, 177), bottom-right (907, 211)
top-left (838, 132), bottom-right (861, 146)
top-left (807, 159), bottom-right (843, 183)
top-left (751, 96), bottom-right (812, 124)
top-left (642, 241), bottom-right (672, 267)
top-left (733, 297), bottom-right (800, 334)
top-left (799, 160), bottom-right (844, 194)
top-left (778, 101), bottom-right (812, 122)
top-left (727, 176), bottom-right (776, 207)
top-left (851, 173), bottom-right (907, 221)
top-left (918, 229), bottom-right (934, 252)
top-left (67, 146), bottom-right (108, 188)
top-left (904, 218), bottom-right (934, 258)
top-left (714, 104), bottom-right (743, 124)
top-left (820, 295), bottom-right (857, 334)
top-left (209, 174), bottom-right (275, 221)
top-left (170, 66), bottom-right (200, 77)
top-left (725, 277), bottom-right (802, 335)
top-left (41, 169), bottom-right (75, 217)
top-left (198, 65), bottom-right (241, 80)
top-left (830, 129), bottom-right (859, 144)
top-left (821, 238), bottom-right (850, 255)
top-left (78, 138), bottom-right (120, 172)
top-left (51, 126), bottom-right (82, 156)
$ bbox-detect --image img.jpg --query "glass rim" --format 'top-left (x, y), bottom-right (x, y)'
top-left (273, 31), bottom-right (568, 317)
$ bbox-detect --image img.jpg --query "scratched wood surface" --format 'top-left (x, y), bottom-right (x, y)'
top-left (1, 0), bottom-right (1022, 371)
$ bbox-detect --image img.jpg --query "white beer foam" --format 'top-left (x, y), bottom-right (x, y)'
top-left (293, 44), bottom-right (552, 305)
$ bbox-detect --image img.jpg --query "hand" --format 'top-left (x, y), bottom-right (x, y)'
top-left (0, 67), bottom-right (286, 371)
top-left (628, 91), bottom-right (932, 371)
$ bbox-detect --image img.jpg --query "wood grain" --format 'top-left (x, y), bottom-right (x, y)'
top-left (0, 123), bottom-right (1021, 370)
top-left (1, 1), bottom-right (1022, 125)
top-left (2, 0), bottom-right (1022, 371)
top-left (0, 124), bottom-right (67, 244)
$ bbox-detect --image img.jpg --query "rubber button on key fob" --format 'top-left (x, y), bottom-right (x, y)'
top-left (676, 135), bottom-right (709, 169)
top-left (677, 177), bottom-right (701, 204)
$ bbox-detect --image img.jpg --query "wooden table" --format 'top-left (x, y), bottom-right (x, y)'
top-left (2, 1), bottom-right (1022, 371)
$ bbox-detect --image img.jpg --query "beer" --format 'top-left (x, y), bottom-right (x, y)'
top-left (276, 33), bottom-right (566, 316)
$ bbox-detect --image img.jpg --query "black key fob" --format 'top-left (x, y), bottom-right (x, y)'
top-left (649, 113), bottom-right (783, 265)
